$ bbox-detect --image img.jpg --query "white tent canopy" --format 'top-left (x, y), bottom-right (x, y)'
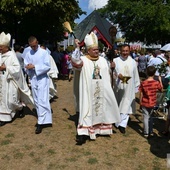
top-left (160, 43), bottom-right (170, 51)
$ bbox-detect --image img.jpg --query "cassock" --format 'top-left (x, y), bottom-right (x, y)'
top-left (73, 54), bottom-right (121, 139)
top-left (24, 47), bottom-right (52, 125)
top-left (0, 50), bottom-right (34, 122)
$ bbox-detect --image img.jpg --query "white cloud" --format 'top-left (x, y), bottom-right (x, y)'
top-left (88, 0), bottom-right (108, 10)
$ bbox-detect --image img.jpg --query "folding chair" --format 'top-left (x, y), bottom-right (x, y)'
top-left (150, 90), bottom-right (168, 119)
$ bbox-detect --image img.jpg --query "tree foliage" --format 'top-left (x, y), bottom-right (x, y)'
top-left (0, 0), bottom-right (85, 44)
top-left (101, 0), bottom-right (170, 45)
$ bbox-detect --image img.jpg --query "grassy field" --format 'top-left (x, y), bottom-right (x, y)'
top-left (0, 79), bottom-right (170, 170)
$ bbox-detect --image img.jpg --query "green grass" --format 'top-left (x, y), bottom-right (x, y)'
top-left (137, 165), bottom-right (146, 170)
top-left (1, 154), bottom-right (10, 160)
top-left (24, 144), bottom-right (32, 150)
top-left (13, 152), bottom-right (24, 159)
top-left (5, 133), bottom-right (14, 138)
top-left (153, 157), bottom-right (162, 170)
top-left (104, 162), bottom-right (113, 167)
top-left (1, 139), bottom-right (11, 145)
top-left (47, 163), bottom-right (56, 169)
top-left (68, 125), bottom-right (72, 129)
top-left (33, 157), bottom-right (43, 164)
top-left (47, 149), bottom-right (56, 155)
top-left (84, 151), bottom-right (92, 156)
top-left (132, 147), bottom-right (139, 154)
top-left (29, 151), bottom-right (35, 157)
top-left (38, 144), bottom-right (44, 149)
top-left (65, 157), bottom-right (77, 162)
top-left (88, 158), bottom-right (98, 164)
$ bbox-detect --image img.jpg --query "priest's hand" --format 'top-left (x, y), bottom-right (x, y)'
top-left (71, 60), bottom-right (83, 69)
top-left (118, 73), bottom-right (123, 80)
top-left (0, 64), bottom-right (6, 71)
top-left (25, 64), bottom-right (35, 69)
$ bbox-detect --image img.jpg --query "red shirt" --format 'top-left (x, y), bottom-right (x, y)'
top-left (139, 79), bottom-right (162, 108)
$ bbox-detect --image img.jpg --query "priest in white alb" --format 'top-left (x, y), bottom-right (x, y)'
top-left (24, 36), bottom-right (52, 134)
top-left (113, 44), bottom-right (140, 134)
top-left (71, 32), bottom-right (121, 145)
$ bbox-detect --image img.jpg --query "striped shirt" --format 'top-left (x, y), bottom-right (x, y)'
top-left (139, 79), bottom-right (162, 107)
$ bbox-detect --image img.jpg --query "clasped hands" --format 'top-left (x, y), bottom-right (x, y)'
top-left (25, 64), bottom-right (35, 69)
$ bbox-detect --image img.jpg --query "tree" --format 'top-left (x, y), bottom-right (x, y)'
top-left (0, 0), bottom-right (85, 44)
top-left (101, 0), bottom-right (170, 45)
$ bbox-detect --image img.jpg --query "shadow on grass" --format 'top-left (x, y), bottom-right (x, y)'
top-left (11, 106), bottom-right (37, 121)
top-left (62, 108), bottom-right (79, 128)
top-left (4, 106), bottom-right (37, 127)
top-left (128, 116), bottom-right (143, 136)
top-left (148, 118), bottom-right (170, 158)
top-left (148, 135), bottom-right (170, 158)
top-left (50, 96), bottom-right (58, 103)
top-left (128, 114), bottom-right (170, 158)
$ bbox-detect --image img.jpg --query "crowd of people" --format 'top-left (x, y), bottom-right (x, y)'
top-left (71, 32), bottom-right (170, 145)
top-left (0, 31), bottom-right (169, 145)
top-left (51, 46), bottom-right (73, 81)
top-left (0, 33), bottom-right (58, 134)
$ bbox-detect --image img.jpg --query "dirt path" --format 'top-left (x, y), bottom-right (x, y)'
top-left (0, 79), bottom-right (170, 170)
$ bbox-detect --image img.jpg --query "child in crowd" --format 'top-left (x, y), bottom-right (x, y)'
top-left (66, 55), bottom-right (73, 81)
top-left (139, 66), bottom-right (163, 138)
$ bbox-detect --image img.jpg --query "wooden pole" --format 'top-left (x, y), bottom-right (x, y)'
top-left (109, 26), bottom-right (117, 88)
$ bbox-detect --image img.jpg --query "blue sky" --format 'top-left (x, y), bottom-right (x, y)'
top-left (75, 0), bottom-right (91, 23)
top-left (75, 0), bottom-right (108, 23)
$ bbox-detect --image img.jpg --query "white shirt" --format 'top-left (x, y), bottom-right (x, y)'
top-left (148, 55), bottom-right (167, 76)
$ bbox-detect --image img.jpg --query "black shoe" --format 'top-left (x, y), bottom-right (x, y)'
top-left (35, 124), bottom-right (42, 134)
top-left (18, 108), bottom-right (25, 118)
top-left (42, 124), bottom-right (52, 128)
top-left (76, 135), bottom-right (87, 145)
top-left (0, 121), bottom-right (6, 126)
top-left (113, 123), bottom-right (118, 129)
top-left (118, 126), bottom-right (126, 134)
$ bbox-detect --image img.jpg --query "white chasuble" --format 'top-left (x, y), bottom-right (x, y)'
top-left (0, 51), bottom-right (34, 122)
top-left (77, 56), bottom-right (120, 139)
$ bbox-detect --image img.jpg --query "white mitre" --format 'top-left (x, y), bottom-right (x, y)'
top-left (0, 32), bottom-right (11, 46)
top-left (84, 32), bottom-right (98, 49)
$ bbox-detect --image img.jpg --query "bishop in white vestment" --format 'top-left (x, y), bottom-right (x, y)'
top-left (0, 32), bottom-right (34, 126)
top-left (72, 32), bottom-right (120, 144)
